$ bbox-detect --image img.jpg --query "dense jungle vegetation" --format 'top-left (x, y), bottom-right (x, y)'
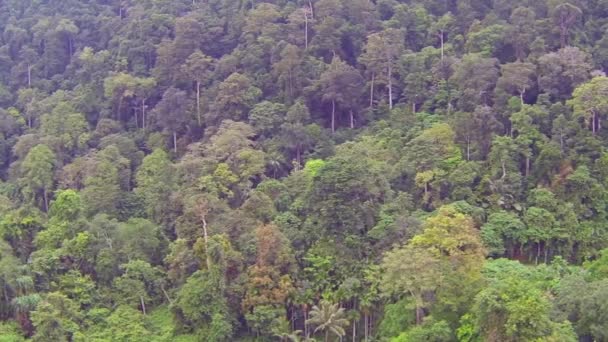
top-left (3, 0), bottom-right (608, 341)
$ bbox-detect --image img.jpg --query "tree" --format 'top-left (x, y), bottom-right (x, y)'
top-left (510, 107), bottom-right (545, 177)
top-left (279, 101), bottom-right (315, 165)
top-left (538, 47), bottom-right (592, 101)
top-left (151, 87), bottom-right (190, 153)
top-left (316, 56), bottom-right (364, 133)
top-left (523, 206), bottom-right (557, 264)
top-left (305, 300), bottom-right (349, 342)
top-left (411, 206), bottom-right (486, 264)
top-left (569, 76), bottom-right (608, 134)
top-left (465, 24), bottom-right (510, 58)
top-left (393, 319), bottom-right (452, 342)
top-left (273, 44), bottom-right (305, 103)
top-left (554, 273), bottom-right (608, 341)
top-left (243, 224), bottom-right (294, 336)
top-left (20, 145), bottom-right (56, 211)
top-left (213, 73), bottom-right (261, 123)
top-left (39, 102), bottom-right (88, 156)
top-left (551, 2), bottom-right (582, 48)
top-left (85, 305), bottom-right (153, 342)
top-left (56, 270), bottom-right (96, 310)
top-left (133, 77), bottom-right (157, 130)
top-left (16, 88), bottom-right (43, 128)
top-left (359, 28), bottom-right (404, 109)
top-left (113, 260), bottom-right (165, 314)
top-left (115, 219), bottom-right (163, 264)
top-left (135, 149), bottom-right (174, 223)
top-left (496, 62), bottom-right (536, 106)
top-left (181, 50), bottom-right (214, 125)
top-left (410, 206), bottom-right (486, 321)
top-left (30, 293), bottom-right (82, 342)
top-left (243, 3), bottom-right (282, 40)
top-left (103, 73), bottom-right (138, 121)
top-left (310, 14), bottom-right (345, 61)
top-left (509, 7), bottom-right (536, 61)
top-left (461, 260), bottom-right (575, 342)
top-left (405, 123), bottom-right (463, 207)
top-left (307, 141), bottom-right (391, 239)
top-left (249, 101), bottom-right (286, 137)
top-left (432, 14), bottom-right (455, 60)
top-left (173, 16), bottom-right (204, 64)
top-left (451, 54), bottom-right (500, 111)
top-left (81, 146), bottom-right (127, 217)
top-left (173, 269), bottom-right (233, 341)
top-left (453, 106), bottom-right (502, 161)
top-left (381, 245), bottom-right (443, 325)
top-left (481, 211), bottom-right (526, 257)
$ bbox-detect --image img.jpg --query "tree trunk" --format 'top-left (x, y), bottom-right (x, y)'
top-left (364, 313), bottom-right (368, 342)
top-left (43, 188), bottom-right (48, 212)
top-left (519, 88), bottom-right (525, 106)
top-left (352, 319), bottom-right (356, 342)
top-left (466, 137), bottom-right (471, 161)
top-left (173, 131), bottom-right (178, 153)
top-left (308, 0), bottom-right (314, 18)
top-left (350, 110), bottom-right (354, 129)
top-left (161, 285), bottom-right (173, 305)
top-left (388, 63), bottom-right (393, 110)
top-left (440, 30), bottom-right (444, 60)
top-left (331, 99), bottom-right (336, 133)
top-left (412, 101), bottom-right (416, 114)
top-left (202, 215), bottom-right (211, 270)
top-left (304, 306), bottom-right (309, 339)
top-left (296, 144), bottom-right (301, 166)
top-left (196, 80), bottom-right (201, 125)
top-left (369, 72), bottom-right (375, 108)
top-left (27, 64), bottom-right (32, 88)
top-left (304, 10), bottom-right (309, 50)
top-left (525, 156), bottom-right (530, 177)
top-left (140, 296), bottom-right (146, 315)
top-left (142, 98), bottom-right (146, 129)
top-left (288, 70), bottom-right (294, 102)
top-left (134, 107), bottom-right (139, 128)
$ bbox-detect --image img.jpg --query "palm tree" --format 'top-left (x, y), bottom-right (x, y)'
top-left (305, 300), bottom-right (349, 342)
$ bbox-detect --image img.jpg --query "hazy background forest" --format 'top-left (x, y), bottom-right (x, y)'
top-left (1, 0), bottom-right (608, 341)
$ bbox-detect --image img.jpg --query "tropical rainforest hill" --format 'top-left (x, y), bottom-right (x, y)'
top-left (2, 0), bottom-right (608, 341)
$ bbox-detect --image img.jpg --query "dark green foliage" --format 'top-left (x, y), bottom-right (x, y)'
top-left (1, 0), bottom-right (608, 340)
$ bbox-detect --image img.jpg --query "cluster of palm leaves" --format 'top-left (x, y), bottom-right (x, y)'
top-left (276, 300), bottom-right (349, 342)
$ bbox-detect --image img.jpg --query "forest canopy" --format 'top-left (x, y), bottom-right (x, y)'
top-left (1, 0), bottom-right (608, 341)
